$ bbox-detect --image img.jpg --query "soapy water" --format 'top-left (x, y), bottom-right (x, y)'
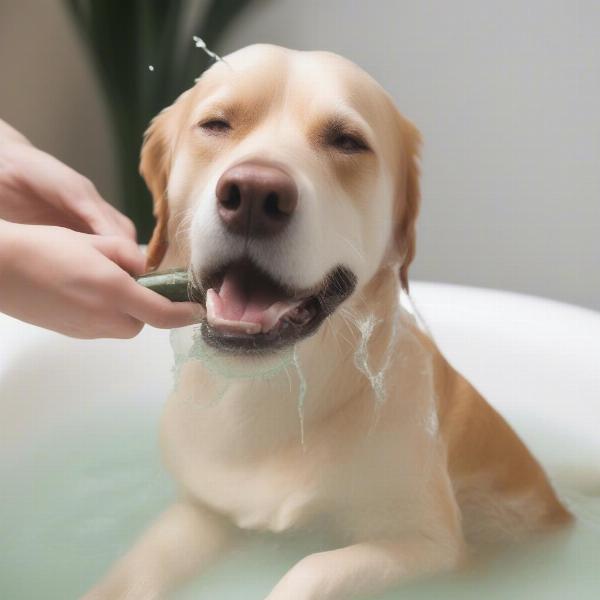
top-left (1, 404), bottom-right (599, 600)
top-left (2, 296), bottom-right (597, 599)
top-left (1, 302), bottom-right (599, 598)
top-left (352, 300), bottom-right (402, 432)
top-left (292, 345), bottom-right (308, 446)
top-left (170, 327), bottom-right (296, 384)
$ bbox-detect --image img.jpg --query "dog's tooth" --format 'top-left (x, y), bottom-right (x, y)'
top-left (206, 289), bottom-right (222, 324)
top-left (243, 322), bottom-right (261, 334)
top-left (210, 316), bottom-right (261, 335)
top-left (207, 290), bottom-right (262, 334)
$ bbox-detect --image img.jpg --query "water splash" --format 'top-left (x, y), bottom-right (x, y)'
top-left (193, 36), bottom-right (228, 66)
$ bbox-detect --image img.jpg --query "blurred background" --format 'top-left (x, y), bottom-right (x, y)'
top-left (0, 0), bottom-right (598, 310)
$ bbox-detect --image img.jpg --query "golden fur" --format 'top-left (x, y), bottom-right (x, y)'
top-left (85, 45), bottom-right (570, 600)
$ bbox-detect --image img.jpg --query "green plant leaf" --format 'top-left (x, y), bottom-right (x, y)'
top-left (65, 0), bottom-right (262, 242)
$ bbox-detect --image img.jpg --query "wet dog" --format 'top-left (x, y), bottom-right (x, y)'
top-left (85, 44), bottom-right (570, 600)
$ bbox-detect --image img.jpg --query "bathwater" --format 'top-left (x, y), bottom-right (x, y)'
top-left (1, 402), bottom-right (599, 600)
top-left (2, 286), bottom-right (599, 599)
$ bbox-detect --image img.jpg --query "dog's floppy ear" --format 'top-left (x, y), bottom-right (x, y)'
top-left (395, 117), bottom-right (422, 292)
top-left (140, 106), bottom-right (174, 271)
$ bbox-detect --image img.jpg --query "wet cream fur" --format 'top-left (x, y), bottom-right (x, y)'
top-left (84, 45), bottom-right (570, 600)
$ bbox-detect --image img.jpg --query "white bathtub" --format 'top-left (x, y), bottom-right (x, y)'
top-left (1, 282), bottom-right (599, 599)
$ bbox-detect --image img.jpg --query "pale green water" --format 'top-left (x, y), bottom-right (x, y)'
top-left (1, 404), bottom-right (599, 600)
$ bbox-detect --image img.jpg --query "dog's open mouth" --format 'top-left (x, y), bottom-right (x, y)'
top-left (195, 260), bottom-right (356, 353)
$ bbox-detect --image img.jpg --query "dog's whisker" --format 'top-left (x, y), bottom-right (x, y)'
top-left (336, 313), bottom-right (359, 347)
top-left (173, 209), bottom-right (195, 248)
top-left (324, 317), bottom-right (345, 358)
top-left (334, 231), bottom-right (366, 264)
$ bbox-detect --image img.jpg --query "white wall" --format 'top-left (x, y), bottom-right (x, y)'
top-left (222, 0), bottom-right (600, 310)
top-left (1, 1), bottom-right (598, 310)
top-left (0, 0), bottom-right (118, 204)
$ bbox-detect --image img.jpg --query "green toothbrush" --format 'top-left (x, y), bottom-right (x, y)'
top-left (136, 269), bottom-right (192, 302)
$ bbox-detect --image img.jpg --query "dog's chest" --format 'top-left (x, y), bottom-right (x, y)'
top-left (178, 450), bottom-right (320, 532)
top-left (161, 356), bottom-right (438, 536)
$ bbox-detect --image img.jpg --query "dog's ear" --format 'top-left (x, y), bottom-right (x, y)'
top-left (395, 117), bottom-right (422, 292)
top-left (140, 106), bottom-right (174, 271)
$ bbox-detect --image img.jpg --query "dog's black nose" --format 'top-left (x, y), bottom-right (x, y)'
top-left (216, 161), bottom-right (298, 237)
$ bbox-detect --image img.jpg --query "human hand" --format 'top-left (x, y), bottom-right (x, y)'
top-left (0, 221), bottom-right (203, 338)
top-left (0, 121), bottom-right (135, 239)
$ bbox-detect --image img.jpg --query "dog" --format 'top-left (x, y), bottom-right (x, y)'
top-left (85, 44), bottom-right (571, 600)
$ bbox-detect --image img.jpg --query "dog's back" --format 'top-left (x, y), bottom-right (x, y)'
top-left (416, 326), bottom-right (572, 544)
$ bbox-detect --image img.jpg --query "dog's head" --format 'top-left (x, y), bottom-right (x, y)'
top-left (141, 45), bottom-right (420, 354)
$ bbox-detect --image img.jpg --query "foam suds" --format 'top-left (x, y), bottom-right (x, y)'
top-left (169, 298), bottom-right (431, 449)
top-left (292, 346), bottom-right (307, 449)
top-left (174, 327), bottom-right (295, 381)
top-left (353, 301), bottom-right (402, 431)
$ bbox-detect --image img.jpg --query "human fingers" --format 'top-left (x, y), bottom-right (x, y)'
top-left (119, 280), bottom-right (204, 330)
top-left (90, 235), bottom-right (146, 276)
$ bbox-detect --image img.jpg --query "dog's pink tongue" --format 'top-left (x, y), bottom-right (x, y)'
top-left (206, 271), bottom-right (298, 335)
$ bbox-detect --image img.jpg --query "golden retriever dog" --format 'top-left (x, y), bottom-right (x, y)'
top-left (85, 44), bottom-right (571, 600)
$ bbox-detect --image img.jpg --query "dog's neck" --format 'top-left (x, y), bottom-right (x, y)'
top-left (173, 266), bottom-right (406, 458)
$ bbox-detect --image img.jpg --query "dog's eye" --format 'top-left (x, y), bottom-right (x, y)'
top-left (199, 119), bottom-right (231, 134)
top-left (330, 133), bottom-right (369, 153)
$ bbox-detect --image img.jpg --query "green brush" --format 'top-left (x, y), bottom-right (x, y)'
top-left (136, 269), bottom-right (192, 302)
